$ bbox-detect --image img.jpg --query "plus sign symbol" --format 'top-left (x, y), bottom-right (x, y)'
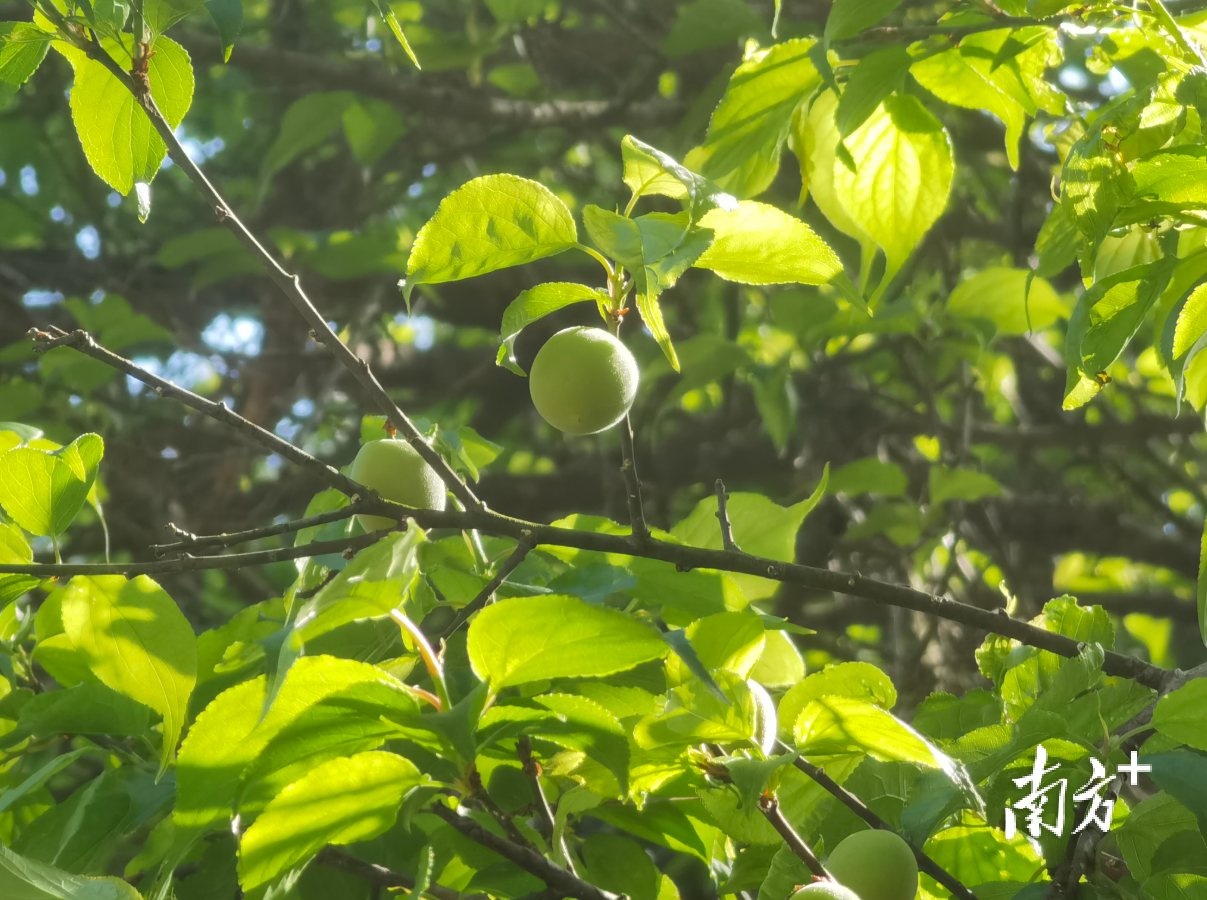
top-left (1117, 751), bottom-right (1152, 786)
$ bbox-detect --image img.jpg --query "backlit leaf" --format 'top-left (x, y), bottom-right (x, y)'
top-left (496, 283), bottom-right (609, 375)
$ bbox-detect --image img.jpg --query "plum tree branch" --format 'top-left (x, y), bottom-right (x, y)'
top-left (315, 848), bottom-right (479, 900)
top-left (759, 794), bottom-right (831, 880)
top-left (0, 531), bottom-right (391, 577)
top-left (441, 539), bottom-right (535, 639)
top-left (518, 735), bottom-right (577, 874)
top-left (775, 742), bottom-right (979, 900)
top-left (150, 502), bottom-right (368, 555)
top-left (715, 479), bottom-right (738, 551)
top-left (40, 14), bottom-right (482, 512)
top-left (18, 333), bottom-right (1179, 692)
top-left (430, 803), bottom-right (618, 900)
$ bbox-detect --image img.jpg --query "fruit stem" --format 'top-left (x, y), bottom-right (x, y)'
top-left (608, 314), bottom-right (650, 541)
top-left (759, 793), bottom-right (832, 881)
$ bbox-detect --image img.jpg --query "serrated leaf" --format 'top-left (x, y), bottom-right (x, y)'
top-left (620, 135), bottom-right (737, 221)
top-left (1174, 282), bottom-right (1207, 360)
top-left (1152, 679), bottom-right (1207, 751)
top-left (0, 23), bottom-right (52, 90)
top-left (467, 594), bottom-right (668, 690)
top-left (495, 282), bottom-right (609, 375)
top-left (777, 662), bottom-right (897, 741)
top-left (699, 38), bottom-right (821, 184)
top-left (262, 91), bottom-right (356, 180)
top-left (237, 751), bottom-right (423, 890)
top-left (0, 841), bottom-right (142, 899)
top-left (404, 175), bottom-right (577, 302)
top-left (0, 523), bottom-right (38, 606)
top-left (342, 97), bottom-right (405, 166)
top-left (634, 670), bottom-right (758, 748)
top-left (833, 94), bottom-right (953, 294)
top-left (58, 36), bottom-right (193, 195)
top-left (793, 695), bottom-right (945, 767)
top-left (693, 200), bottom-right (842, 286)
top-left (61, 575), bottom-right (197, 774)
top-left (0, 433), bottom-right (103, 538)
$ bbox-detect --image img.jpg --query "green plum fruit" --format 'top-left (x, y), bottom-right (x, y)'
top-left (529, 326), bottom-right (638, 435)
top-left (348, 438), bottom-right (447, 531)
top-left (790, 881), bottom-right (862, 900)
top-left (825, 829), bottom-right (918, 900)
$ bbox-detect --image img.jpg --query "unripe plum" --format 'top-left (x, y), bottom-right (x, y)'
top-left (790, 881), bottom-right (862, 900)
top-left (348, 438), bottom-right (446, 531)
top-left (529, 326), bottom-right (638, 435)
top-left (825, 830), bottom-right (918, 900)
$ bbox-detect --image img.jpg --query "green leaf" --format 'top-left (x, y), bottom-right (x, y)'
top-left (920, 825), bottom-right (1042, 886)
top-left (1200, 523), bottom-right (1207, 647)
top-left (176, 657), bottom-right (409, 831)
top-left (0, 433), bottom-right (104, 538)
top-left (757, 844), bottom-right (813, 900)
top-left (777, 661), bottom-right (897, 741)
top-left (532, 694), bottom-right (630, 795)
top-left (699, 38), bottom-right (821, 183)
top-left (1, 682), bottom-right (152, 746)
top-left (634, 670), bottom-right (758, 748)
top-left (0, 842), bottom-right (142, 899)
top-left (262, 92), bottom-right (356, 180)
top-left (836, 46), bottom-right (912, 138)
top-left (1061, 139), bottom-right (1134, 270)
top-left (404, 174), bottom-right (577, 303)
top-left (236, 680), bottom-right (421, 817)
top-left (660, 0), bottom-right (766, 58)
top-left (1141, 751), bottom-right (1207, 834)
top-left (912, 691), bottom-right (1001, 741)
top-left (828, 458), bottom-right (907, 498)
top-left (1152, 679), bottom-right (1207, 751)
top-left (467, 594), bottom-right (668, 690)
top-left (620, 135), bottom-right (738, 221)
top-left (826, 0), bottom-right (902, 40)
top-left (793, 695), bottom-right (946, 768)
top-left (0, 523), bottom-right (38, 606)
top-left (0, 23), bottom-right (52, 90)
top-left (911, 34), bottom-right (1035, 170)
top-left (61, 574), bottom-right (197, 774)
top-left (833, 94), bottom-right (953, 293)
top-left (237, 751), bottom-right (424, 891)
top-left (1173, 282), bottom-right (1207, 361)
top-left (693, 201), bottom-right (842, 286)
top-left (58, 36), bottom-right (193, 195)
top-left (342, 98), bottom-right (405, 167)
top-left (1063, 259), bottom-right (1176, 408)
top-left (928, 467), bottom-right (1003, 505)
top-left (723, 751), bottom-right (798, 810)
top-left (1117, 792), bottom-right (1199, 881)
top-left (947, 268), bottom-right (1065, 335)
top-left (580, 833), bottom-right (661, 900)
top-left (667, 612), bottom-right (765, 684)
top-left (671, 471), bottom-right (828, 600)
top-left (204, 0), bottom-right (241, 61)
top-left (495, 283), bottom-right (609, 375)
top-left (369, 0), bottom-right (420, 68)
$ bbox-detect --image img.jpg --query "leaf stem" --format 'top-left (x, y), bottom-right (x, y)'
top-left (576, 243), bottom-right (615, 281)
top-left (389, 609), bottom-right (451, 711)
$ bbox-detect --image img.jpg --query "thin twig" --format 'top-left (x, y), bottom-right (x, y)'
top-left (31, 328), bottom-right (355, 495)
top-left (440, 540), bottom-right (534, 639)
top-left (39, 17), bottom-right (482, 512)
top-left (518, 736), bottom-right (576, 873)
top-left (758, 794), bottom-right (830, 881)
top-left (430, 803), bottom-right (619, 900)
top-left (316, 847), bottom-right (479, 900)
top-left (0, 531), bottom-right (389, 577)
top-left (617, 415), bottom-right (649, 540)
top-left (776, 742), bottom-right (979, 900)
top-left (715, 479), bottom-right (738, 552)
top-left (151, 502), bottom-right (367, 555)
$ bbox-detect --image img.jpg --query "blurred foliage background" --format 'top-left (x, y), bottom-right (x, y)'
top-left (2, 0), bottom-right (1205, 725)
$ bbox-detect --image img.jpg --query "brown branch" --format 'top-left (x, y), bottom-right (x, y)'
top-left (430, 803), bottom-right (619, 900)
top-left (618, 418), bottom-right (649, 540)
top-left (151, 502), bottom-right (369, 555)
top-left (777, 744), bottom-right (979, 900)
top-left (43, 21), bottom-right (482, 512)
top-left (316, 847), bottom-right (480, 900)
top-left (715, 479), bottom-right (738, 552)
top-left (440, 539), bottom-right (535, 639)
top-left (0, 531), bottom-right (390, 577)
top-left (31, 328), bottom-right (356, 496)
top-left (518, 736), bottom-right (576, 873)
top-left (758, 794), bottom-right (830, 881)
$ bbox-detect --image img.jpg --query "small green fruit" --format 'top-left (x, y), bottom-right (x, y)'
top-left (529, 326), bottom-right (638, 435)
top-left (825, 830), bottom-right (918, 900)
top-left (790, 881), bottom-right (862, 900)
top-left (348, 438), bottom-right (447, 531)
